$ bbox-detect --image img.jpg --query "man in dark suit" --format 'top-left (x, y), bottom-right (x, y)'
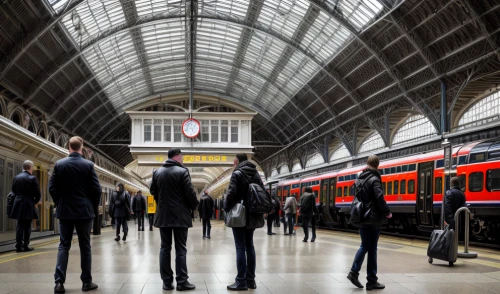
top-left (198, 190), bottom-right (214, 238)
top-left (444, 177), bottom-right (466, 230)
top-left (9, 160), bottom-right (41, 252)
top-left (49, 136), bottom-right (102, 293)
top-left (132, 190), bottom-right (147, 231)
top-left (150, 148), bottom-right (199, 291)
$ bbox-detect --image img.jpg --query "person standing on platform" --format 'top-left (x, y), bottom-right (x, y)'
top-left (444, 177), bottom-right (466, 230)
top-left (283, 194), bottom-right (297, 235)
top-left (198, 190), bottom-right (214, 239)
top-left (132, 190), bottom-right (146, 231)
top-left (147, 195), bottom-right (155, 231)
top-left (266, 194), bottom-right (280, 235)
top-left (299, 187), bottom-right (318, 242)
top-left (9, 160), bottom-right (41, 253)
top-left (224, 153), bottom-right (265, 291)
top-left (347, 155), bottom-right (391, 291)
top-left (150, 148), bottom-right (199, 291)
top-left (49, 136), bottom-right (101, 293)
top-left (110, 183), bottom-right (131, 241)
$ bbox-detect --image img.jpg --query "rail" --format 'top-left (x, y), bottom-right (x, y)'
top-left (454, 207), bottom-right (478, 258)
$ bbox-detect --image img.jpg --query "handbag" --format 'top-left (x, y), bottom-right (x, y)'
top-left (225, 200), bottom-right (246, 227)
top-left (349, 175), bottom-right (374, 227)
top-left (6, 192), bottom-right (15, 217)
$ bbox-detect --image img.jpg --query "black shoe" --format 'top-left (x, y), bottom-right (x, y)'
top-left (311, 238), bottom-right (316, 242)
top-left (267, 233), bottom-right (276, 235)
top-left (207, 236), bottom-right (210, 239)
top-left (347, 271), bottom-right (363, 288)
top-left (177, 282), bottom-right (196, 291)
top-left (284, 233), bottom-right (289, 235)
top-left (163, 283), bottom-right (174, 290)
top-left (227, 282), bottom-right (248, 291)
top-left (82, 282), bottom-right (98, 291)
top-left (54, 283), bottom-right (65, 293)
top-left (16, 248), bottom-right (23, 253)
top-left (22, 247), bottom-right (34, 252)
top-left (114, 235), bottom-right (120, 241)
top-left (366, 282), bottom-right (385, 290)
top-left (122, 232), bottom-right (127, 241)
top-left (203, 236), bottom-right (206, 238)
top-left (247, 280), bottom-right (257, 289)
top-left (303, 239), bottom-right (308, 242)
top-left (149, 228), bottom-right (153, 231)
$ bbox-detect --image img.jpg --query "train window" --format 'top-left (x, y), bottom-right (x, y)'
top-left (397, 166), bottom-right (402, 173)
top-left (436, 159), bottom-right (444, 169)
top-left (409, 164), bottom-right (416, 171)
top-left (469, 172), bottom-right (484, 192)
top-left (400, 180), bottom-right (406, 194)
top-left (337, 187), bottom-right (342, 197)
top-left (402, 165), bottom-right (408, 172)
top-left (458, 175), bottom-right (466, 191)
top-left (349, 184), bottom-right (355, 196)
top-left (435, 177), bottom-right (443, 194)
top-left (343, 186), bottom-right (348, 196)
top-left (352, 174), bottom-right (358, 180)
top-left (383, 182), bottom-right (386, 193)
top-left (339, 176), bottom-right (344, 182)
top-left (384, 168), bottom-right (390, 174)
top-left (408, 180), bottom-right (415, 194)
top-left (378, 169), bottom-right (384, 175)
top-left (487, 169), bottom-right (500, 191)
top-left (458, 156), bottom-right (468, 165)
top-left (391, 167), bottom-right (396, 174)
top-left (469, 153), bottom-right (486, 164)
top-left (488, 143), bottom-right (500, 161)
top-left (394, 181), bottom-right (399, 195)
top-left (387, 182), bottom-right (393, 195)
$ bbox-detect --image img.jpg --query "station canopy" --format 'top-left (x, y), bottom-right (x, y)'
top-left (0, 0), bottom-right (500, 170)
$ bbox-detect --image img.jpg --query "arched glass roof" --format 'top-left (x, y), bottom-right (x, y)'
top-left (358, 131), bottom-right (384, 154)
top-left (458, 90), bottom-right (500, 131)
top-left (392, 115), bottom-right (437, 146)
top-left (330, 144), bottom-right (350, 161)
top-left (306, 152), bottom-right (324, 167)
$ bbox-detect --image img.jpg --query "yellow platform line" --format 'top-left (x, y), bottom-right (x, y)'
top-left (0, 250), bottom-right (55, 264)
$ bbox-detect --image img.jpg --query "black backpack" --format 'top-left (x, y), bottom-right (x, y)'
top-left (6, 192), bottom-right (15, 217)
top-left (349, 175), bottom-right (374, 226)
top-left (239, 171), bottom-right (273, 214)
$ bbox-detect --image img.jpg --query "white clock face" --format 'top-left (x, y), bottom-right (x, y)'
top-left (182, 119), bottom-right (200, 138)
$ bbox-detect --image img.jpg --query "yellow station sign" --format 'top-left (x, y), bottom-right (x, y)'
top-left (155, 155), bottom-right (228, 163)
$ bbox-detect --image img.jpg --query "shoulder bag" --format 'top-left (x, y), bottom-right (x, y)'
top-left (225, 200), bottom-right (246, 227)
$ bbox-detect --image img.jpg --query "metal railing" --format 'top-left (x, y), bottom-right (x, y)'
top-left (454, 207), bottom-right (478, 258)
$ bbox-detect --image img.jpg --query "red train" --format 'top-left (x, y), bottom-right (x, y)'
top-left (276, 139), bottom-right (500, 241)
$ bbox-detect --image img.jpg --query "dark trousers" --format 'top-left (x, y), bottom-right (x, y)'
top-left (286, 213), bottom-right (295, 234)
top-left (232, 228), bottom-right (256, 286)
top-left (148, 214), bottom-right (154, 230)
top-left (202, 218), bottom-right (211, 237)
top-left (351, 227), bottom-right (381, 283)
top-left (267, 213), bottom-right (275, 234)
top-left (135, 211), bottom-right (145, 230)
top-left (54, 219), bottom-right (93, 284)
top-left (16, 219), bottom-right (32, 249)
top-left (302, 216), bottom-right (316, 240)
top-left (115, 217), bottom-right (128, 236)
top-left (159, 227), bottom-right (189, 285)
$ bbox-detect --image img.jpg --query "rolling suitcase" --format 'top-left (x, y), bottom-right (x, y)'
top-left (427, 226), bottom-right (457, 266)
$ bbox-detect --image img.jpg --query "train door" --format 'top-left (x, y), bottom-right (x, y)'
top-left (320, 180), bottom-right (328, 208)
top-left (328, 178), bottom-right (336, 218)
top-left (417, 162), bottom-right (434, 226)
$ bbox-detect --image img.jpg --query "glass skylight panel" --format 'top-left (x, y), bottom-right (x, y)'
top-left (47, 0), bottom-right (70, 12)
top-left (242, 34), bottom-right (285, 79)
top-left (135, 0), bottom-right (185, 18)
top-left (257, 0), bottom-right (309, 40)
top-left (196, 22), bottom-right (241, 64)
top-left (358, 132), bottom-right (385, 154)
top-left (335, 0), bottom-right (383, 31)
top-left (61, 1), bottom-right (126, 45)
top-left (141, 21), bottom-right (186, 63)
top-left (195, 62), bottom-right (233, 91)
top-left (392, 115), bottom-right (437, 146)
top-left (198, 0), bottom-right (250, 20)
top-left (458, 91), bottom-right (500, 127)
top-left (306, 153), bottom-right (324, 167)
top-left (330, 145), bottom-right (351, 161)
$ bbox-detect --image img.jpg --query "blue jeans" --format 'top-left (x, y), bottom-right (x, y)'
top-left (232, 228), bottom-right (256, 286)
top-left (351, 227), bottom-right (381, 283)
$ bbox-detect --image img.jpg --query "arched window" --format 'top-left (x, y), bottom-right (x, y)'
top-left (392, 115), bottom-right (437, 146)
top-left (11, 111), bottom-right (21, 126)
top-left (457, 90), bottom-right (500, 130)
top-left (358, 132), bottom-right (385, 154)
top-left (279, 165), bottom-right (289, 174)
top-left (49, 132), bottom-right (57, 144)
top-left (330, 144), bottom-right (351, 161)
top-left (270, 168), bottom-right (278, 178)
top-left (306, 152), bottom-right (324, 168)
top-left (292, 161), bottom-right (302, 172)
top-left (39, 128), bottom-right (46, 139)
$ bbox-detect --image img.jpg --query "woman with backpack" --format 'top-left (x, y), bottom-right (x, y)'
top-left (110, 183), bottom-right (132, 241)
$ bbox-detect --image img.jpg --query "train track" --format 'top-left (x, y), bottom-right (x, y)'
top-left (318, 226), bottom-right (500, 250)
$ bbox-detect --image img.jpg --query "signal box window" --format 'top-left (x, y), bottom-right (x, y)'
top-left (408, 180), bottom-right (415, 194)
top-left (487, 169), bottom-right (500, 191)
top-left (387, 182), bottom-right (393, 195)
top-left (400, 180), bottom-right (406, 194)
top-left (394, 181), bottom-right (399, 195)
top-left (469, 172), bottom-right (484, 192)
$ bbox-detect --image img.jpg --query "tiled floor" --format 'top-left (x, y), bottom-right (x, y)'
top-left (1, 220), bottom-right (500, 293)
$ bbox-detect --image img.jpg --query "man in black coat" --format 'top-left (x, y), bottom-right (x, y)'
top-left (266, 194), bottom-right (280, 236)
top-left (299, 187), bottom-right (319, 242)
top-left (9, 160), bottom-right (41, 252)
top-left (444, 177), bottom-right (466, 230)
top-left (132, 190), bottom-right (146, 231)
top-left (150, 148), bottom-right (199, 291)
top-left (49, 136), bottom-right (101, 293)
top-left (198, 190), bottom-right (214, 238)
top-left (223, 153), bottom-right (265, 291)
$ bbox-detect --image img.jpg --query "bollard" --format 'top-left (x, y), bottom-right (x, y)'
top-left (454, 207), bottom-right (477, 258)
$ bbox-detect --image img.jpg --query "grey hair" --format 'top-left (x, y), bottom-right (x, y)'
top-left (23, 160), bottom-right (34, 171)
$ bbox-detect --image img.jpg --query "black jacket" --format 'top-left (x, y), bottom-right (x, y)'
top-left (198, 193), bottom-right (214, 219)
top-left (444, 186), bottom-right (466, 229)
top-left (224, 161), bottom-right (265, 229)
top-left (111, 191), bottom-right (132, 218)
top-left (356, 168), bottom-right (390, 227)
top-left (150, 159), bottom-right (199, 228)
top-left (132, 195), bottom-right (147, 212)
top-left (298, 192), bottom-right (319, 217)
top-left (49, 152), bottom-right (102, 219)
top-left (9, 171), bottom-right (41, 220)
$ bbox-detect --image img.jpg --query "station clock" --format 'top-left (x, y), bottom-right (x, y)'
top-left (182, 118), bottom-right (201, 138)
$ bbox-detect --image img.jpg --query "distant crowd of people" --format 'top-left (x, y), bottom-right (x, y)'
top-left (6, 140), bottom-right (468, 292)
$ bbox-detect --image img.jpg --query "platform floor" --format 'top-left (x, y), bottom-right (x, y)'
top-left (1, 221), bottom-right (500, 293)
